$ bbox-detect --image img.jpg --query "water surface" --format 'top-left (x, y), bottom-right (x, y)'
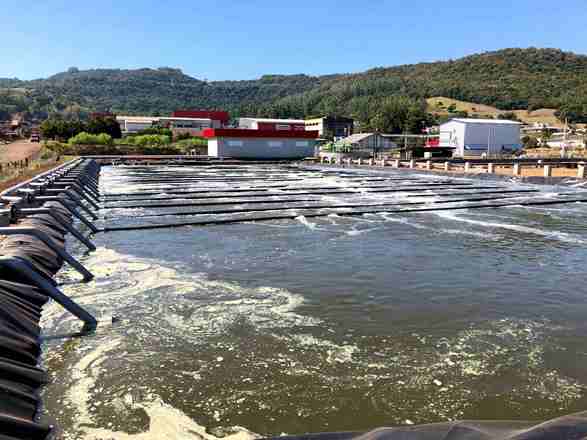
top-left (41, 165), bottom-right (587, 439)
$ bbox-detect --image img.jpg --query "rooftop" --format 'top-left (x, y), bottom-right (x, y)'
top-left (159, 117), bottom-right (212, 122)
top-left (116, 116), bottom-right (160, 123)
top-left (201, 128), bottom-right (318, 139)
top-left (172, 110), bottom-right (230, 122)
top-left (239, 117), bottom-right (306, 124)
top-left (449, 118), bottom-right (522, 125)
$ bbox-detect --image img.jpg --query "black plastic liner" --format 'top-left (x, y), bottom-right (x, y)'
top-left (0, 279), bottom-right (52, 439)
top-left (0, 160), bottom-right (98, 439)
top-left (268, 411), bottom-right (587, 440)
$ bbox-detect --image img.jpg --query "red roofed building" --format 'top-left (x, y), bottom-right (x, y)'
top-left (201, 128), bottom-right (318, 159)
top-left (172, 110), bottom-right (229, 128)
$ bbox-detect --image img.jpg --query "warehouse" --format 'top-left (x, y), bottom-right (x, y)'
top-left (116, 116), bottom-right (159, 134)
top-left (239, 118), bottom-right (307, 131)
top-left (202, 128), bottom-right (317, 159)
top-left (440, 118), bottom-right (522, 157)
top-left (305, 115), bottom-right (354, 139)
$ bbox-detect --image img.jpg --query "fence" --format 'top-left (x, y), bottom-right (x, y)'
top-left (0, 148), bottom-right (62, 189)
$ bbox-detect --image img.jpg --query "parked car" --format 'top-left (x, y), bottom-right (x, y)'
top-left (30, 134), bottom-right (40, 142)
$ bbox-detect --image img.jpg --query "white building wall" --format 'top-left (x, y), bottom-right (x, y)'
top-left (238, 118), bottom-right (258, 129)
top-left (207, 139), bottom-right (219, 157)
top-left (210, 137), bottom-right (315, 159)
top-left (463, 123), bottom-right (521, 156)
top-left (440, 121), bottom-right (466, 156)
top-left (125, 122), bottom-right (155, 133)
top-left (441, 120), bottom-right (521, 157)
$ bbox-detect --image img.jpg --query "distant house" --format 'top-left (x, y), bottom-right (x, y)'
top-left (239, 118), bottom-right (307, 131)
top-left (116, 116), bottom-right (160, 134)
top-left (201, 128), bottom-right (317, 159)
top-left (440, 118), bottom-right (522, 157)
top-left (305, 116), bottom-right (354, 139)
top-left (335, 133), bottom-right (397, 151)
top-left (117, 115), bottom-right (216, 136)
top-left (158, 117), bottom-right (213, 137)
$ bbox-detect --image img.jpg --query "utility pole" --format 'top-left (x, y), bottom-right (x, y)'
top-left (563, 118), bottom-right (568, 159)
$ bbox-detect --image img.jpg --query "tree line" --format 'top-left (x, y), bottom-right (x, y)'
top-left (40, 116), bottom-right (122, 140)
top-left (3, 48), bottom-right (587, 129)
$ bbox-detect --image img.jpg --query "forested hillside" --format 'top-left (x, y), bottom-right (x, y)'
top-left (1, 48), bottom-right (586, 127)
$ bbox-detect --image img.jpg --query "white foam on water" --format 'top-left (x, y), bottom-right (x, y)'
top-left (290, 334), bottom-right (358, 364)
top-left (295, 215), bottom-right (318, 230)
top-left (434, 210), bottom-right (587, 244)
top-left (345, 227), bottom-right (380, 236)
top-left (570, 181), bottom-right (587, 188)
top-left (373, 213), bottom-right (499, 239)
top-left (47, 247), bottom-right (320, 337)
top-left (80, 397), bottom-right (258, 440)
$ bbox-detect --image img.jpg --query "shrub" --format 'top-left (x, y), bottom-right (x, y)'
top-left (68, 132), bottom-right (113, 146)
top-left (174, 132), bottom-right (193, 141)
top-left (174, 137), bottom-right (207, 148)
top-left (134, 134), bottom-right (170, 146)
top-left (136, 127), bottom-right (173, 137)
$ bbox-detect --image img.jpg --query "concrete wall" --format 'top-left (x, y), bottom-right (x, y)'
top-left (209, 137), bottom-right (315, 159)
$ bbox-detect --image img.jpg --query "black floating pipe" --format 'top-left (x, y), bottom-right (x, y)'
top-left (104, 185), bottom-right (503, 209)
top-left (101, 197), bottom-right (587, 232)
top-left (102, 190), bottom-right (539, 213)
top-left (101, 180), bottom-right (453, 200)
top-left (406, 189), bottom-right (538, 198)
top-left (109, 194), bottom-right (531, 219)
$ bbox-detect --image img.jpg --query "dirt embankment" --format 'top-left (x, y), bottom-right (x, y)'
top-left (0, 159), bottom-right (68, 192)
top-left (0, 141), bottom-right (42, 163)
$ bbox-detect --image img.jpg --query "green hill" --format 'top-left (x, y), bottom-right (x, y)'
top-left (1, 48), bottom-right (586, 125)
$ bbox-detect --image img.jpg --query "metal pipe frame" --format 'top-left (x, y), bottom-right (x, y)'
top-left (0, 257), bottom-right (97, 333)
top-left (34, 196), bottom-right (99, 233)
top-left (18, 208), bottom-right (96, 251)
top-left (43, 183), bottom-right (101, 208)
top-left (0, 227), bottom-right (94, 282)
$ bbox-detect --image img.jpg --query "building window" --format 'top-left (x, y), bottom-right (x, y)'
top-left (296, 141), bottom-right (309, 147)
top-left (227, 140), bottom-right (244, 147)
top-left (268, 141), bottom-right (283, 148)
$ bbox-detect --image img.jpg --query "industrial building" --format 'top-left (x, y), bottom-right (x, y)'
top-left (117, 114), bottom-right (220, 136)
top-left (172, 110), bottom-right (229, 128)
top-left (305, 116), bottom-right (354, 139)
top-left (116, 116), bottom-right (160, 134)
top-left (202, 128), bottom-right (317, 159)
top-left (439, 118), bottom-right (522, 157)
top-left (158, 117), bottom-right (213, 137)
top-left (335, 133), bottom-right (397, 152)
top-left (116, 110), bottom-right (229, 135)
top-left (239, 118), bottom-right (307, 131)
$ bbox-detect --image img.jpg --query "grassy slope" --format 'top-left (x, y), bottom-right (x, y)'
top-left (427, 96), bottom-right (561, 126)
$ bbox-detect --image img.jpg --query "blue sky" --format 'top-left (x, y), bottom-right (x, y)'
top-left (2, 0), bottom-right (586, 80)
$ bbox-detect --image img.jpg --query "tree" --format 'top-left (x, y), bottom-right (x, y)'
top-left (555, 99), bottom-right (587, 124)
top-left (40, 118), bottom-right (85, 140)
top-left (498, 111), bottom-right (519, 121)
top-left (540, 128), bottom-right (553, 146)
top-left (522, 135), bottom-right (539, 148)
